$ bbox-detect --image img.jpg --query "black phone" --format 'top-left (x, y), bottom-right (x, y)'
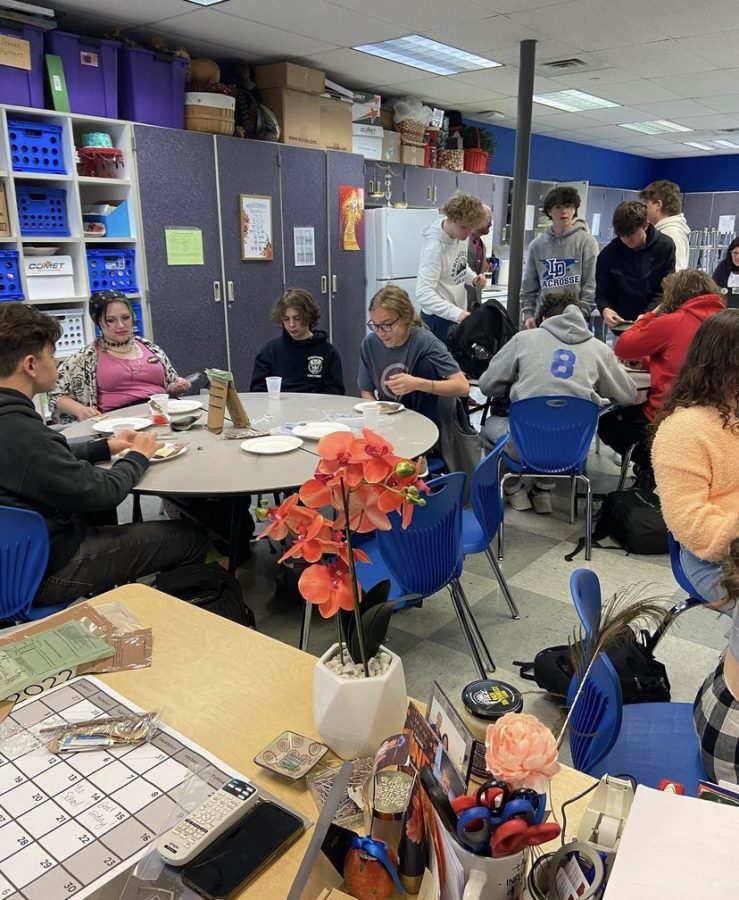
top-left (181, 800), bottom-right (305, 900)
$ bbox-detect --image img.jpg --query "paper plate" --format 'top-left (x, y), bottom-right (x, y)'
top-left (353, 401), bottom-right (405, 414)
top-left (149, 443), bottom-right (188, 464)
top-left (292, 421), bottom-right (352, 440)
top-left (240, 435), bottom-right (303, 455)
top-left (167, 399), bottom-right (203, 415)
top-left (92, 417), bottom-right (151, 433)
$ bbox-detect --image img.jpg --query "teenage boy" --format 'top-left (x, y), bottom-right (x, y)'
top-left (250, 288), bottom-right (344, 394)
top-left (416, 192), bottom-right (489, 342)
top-left (520, 186), bottom-right (599, 329)
top-left (479, 291), bottom-right (636, 514)
top-left (466, 204), bottom-right (493, 311)
top-left (595, 200), bottom-right (675, 330)
top-left (640, 180), bottom-right (690, 271)
top-left (0, 303), bottom-right (208, 608)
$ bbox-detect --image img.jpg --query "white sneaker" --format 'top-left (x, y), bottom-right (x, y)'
top-left (529, 488), bottom-right (553, 515)
top-left (507, 485), bottom-right (533, 511)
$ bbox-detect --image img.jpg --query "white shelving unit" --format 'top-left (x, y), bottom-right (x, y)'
top-left (0, 105), bottom-right (149, 355)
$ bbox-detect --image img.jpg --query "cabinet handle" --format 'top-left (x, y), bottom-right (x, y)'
top-left (321, 275), bottom-right (328, 294)
top-left (369, 179), bottom-right (375, 194)
top-left (426, 185), bottom-right (432, 201)
top-left (332, 274), bottom-right (338, 293)
top-left (433, 185), bottom-right (438, 203)
top-left (226, 281), bottom-right (234, 304)
top-left (213, 281), bottom-right (222, 304)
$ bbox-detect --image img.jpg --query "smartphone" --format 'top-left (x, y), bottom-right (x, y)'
top-left (181, 800), bottom-right (304, 899)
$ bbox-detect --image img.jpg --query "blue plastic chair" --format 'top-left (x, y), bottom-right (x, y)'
top-left (0, 506), bottom-right (74, 622)
top-left (499, 396), bottom-right (600, 560)
top-left (462, 435), bottom-right (519, 620)
top-left (355, 473), bottom-right (496, 678)
top-left (566, 568), bottom-right (705, 793)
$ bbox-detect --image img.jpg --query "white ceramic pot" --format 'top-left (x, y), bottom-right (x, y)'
top-left (450, 840), bottom-right (527, 900)
top-left (313, 644), bottom-right (408, 760)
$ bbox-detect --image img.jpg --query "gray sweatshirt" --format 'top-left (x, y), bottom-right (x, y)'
top-left (520, 222), bottom-right (599, 319)
top-left (478, 305), bottom-right (637, 407)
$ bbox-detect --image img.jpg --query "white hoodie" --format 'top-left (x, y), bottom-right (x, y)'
top-left (416, 220), bottom-right (477, 323)
top-left (655, 214), bottom-right (690, 271)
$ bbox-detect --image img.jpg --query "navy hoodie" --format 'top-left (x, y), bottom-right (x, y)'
top-left (250, 329), bottom-right (344, 394)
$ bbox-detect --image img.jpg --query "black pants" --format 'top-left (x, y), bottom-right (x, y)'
top-left (35, 520), bottom-right (209, 607)
top-left (597, 404), bottom-right (651, 469)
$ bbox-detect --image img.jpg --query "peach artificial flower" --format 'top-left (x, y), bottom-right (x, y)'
top-left (299, 559), bottom-right (356, 618)
top-left (484, 713), bottom-right (560, 793)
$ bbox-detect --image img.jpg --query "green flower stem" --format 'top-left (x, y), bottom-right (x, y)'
top-left (340, 477), bottom-right (370, 678)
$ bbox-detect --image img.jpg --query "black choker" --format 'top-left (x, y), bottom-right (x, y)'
top-left (101, 336), bottom-right (134, 349)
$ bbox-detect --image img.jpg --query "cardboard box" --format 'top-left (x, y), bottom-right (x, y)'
top-left (380, 107), bottom-right (394, 130)
top-left (382, 129), bottom-right (401, 162)
top-left (255, 61), bottom-right (324, 95)
top-left (351, 123), bottom-right (383, 160)
top-left (0, 182), bottom-right (9, 238)
top-left (24, 255), bottom-right (75, 300)
top-left (319, 95), bottom-right (352, 151)
top-left (260, 88), bottom-right (321, 148)
top-left (401, 144), bottom-right (427, 166)
top-left (352, 91), bottom-right (382, 125)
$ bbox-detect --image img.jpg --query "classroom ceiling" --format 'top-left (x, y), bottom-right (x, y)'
top-left (49, 0), bottom-right (739, 159)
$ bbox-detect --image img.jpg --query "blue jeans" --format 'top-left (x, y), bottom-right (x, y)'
top-left (680, 545), bottom-right (723, 603)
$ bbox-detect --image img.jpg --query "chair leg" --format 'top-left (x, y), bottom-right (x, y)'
top-left (569, 476), bottom-right (577, 524)
top-left (484, 548), bottom-right (520, 620)
top-left (299, 600), bottom-right (313, 652)
top-left (616, 443), bottom-right (636, 493)
top-left (582, 476), bottom-right (593, 561)
top-left (448, 585), bottom-right (488, 679)
top-left (644, 596), bottom-right (704, 654)
top-left (498, 472), bottom-right (515, 560)
top-left (452, 580), bottom-right (497, 675)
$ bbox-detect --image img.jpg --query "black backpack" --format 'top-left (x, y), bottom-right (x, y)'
top-left (448, 299), bottom-right (517, 379)
top-left (565, 488), bottom-right (668, 560)
top-left (154, 563), bottom-right (256, 629)
top-left (514, 627), bottom-right (671, 704)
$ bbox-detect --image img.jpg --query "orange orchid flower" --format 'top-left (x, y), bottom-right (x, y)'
top-left (278, 509), bottom-right (336, 564)
top-left (257, 493), bottom-right (304, 541)
top-left (315, 431), bottom-right (370, 489)
top-left (356, 428), bottom-right (401, 483)
top-left (299, 559), bottom-right (357, 618)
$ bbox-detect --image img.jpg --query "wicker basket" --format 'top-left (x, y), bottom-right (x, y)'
top-left (398, 119), bottom-right (427, 144)
top-left (438, 149), bottom-right (464, 172)
top-left (185, 92), bottom-right (235, 136)
top-left (463, 147), bottom-right (490, 173)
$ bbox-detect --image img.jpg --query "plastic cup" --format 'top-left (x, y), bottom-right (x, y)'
top-left (266, 377), bottom-right (282, 399)
top-left (150, 393), bottom-right (169, 424)
top-left (362, 403), bottom-right (382, 431)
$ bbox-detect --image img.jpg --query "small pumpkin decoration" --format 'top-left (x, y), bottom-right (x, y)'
top-left (344, 844), bottom-right (398, 900)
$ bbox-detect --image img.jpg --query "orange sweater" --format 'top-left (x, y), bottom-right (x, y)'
top-left (652, 405), bottom-right (739, 562)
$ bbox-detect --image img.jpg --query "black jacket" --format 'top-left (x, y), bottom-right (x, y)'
top-left (250, 329), bottom-right (344, 394)
top-left (0, 388), bottom-right (148, 575)
top-left (595, 225), bottom-right (676, 321)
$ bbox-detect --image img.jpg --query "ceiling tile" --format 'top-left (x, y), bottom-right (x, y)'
top-left (394, 76), bottom-right (507, 105)
top-left (299, 48), bottom-right (431, 87)
top-left (454, 67), bottom-right (565, 95)
top-left (632, 98), bottom-right (727, 118)
top-left (53, 0), bottom-right (187, 25)
top-left (595, 39), bottom-right (713, 78)
top-left (326, 0), bottom-right (502, 30)
top-left (670, 114), bottom-right (739, 132)
top-left (595, 80), bottom-right (681, 105)
top-left (676, 30), bottom-right (739, 68)
top-left (697, 94), bottom-right (739, 115)
top-left (608, 0), bottom-right (729, 40)
top-left (424, 15), bottom-right (547, 55)
top-left (650, 68), bottom-right (739, 98)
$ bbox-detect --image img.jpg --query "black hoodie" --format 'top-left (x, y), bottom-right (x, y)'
top-left (595, 224), bottom-right (676, 321)
top-left (0, 388), bottom-right (148, 575)
top-left (250, 329), bottom-right (344, 394)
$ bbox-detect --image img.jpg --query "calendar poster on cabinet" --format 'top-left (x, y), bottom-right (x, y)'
top-left (240, 194), bottom-right (273, 260)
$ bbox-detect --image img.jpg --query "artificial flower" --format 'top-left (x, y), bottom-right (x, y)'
top-left (484, 713), bottom-right (560, 793)
top-left (299, 560), bottom-right (356, 618)
top-left (258, 493), bottom-right (303, 541)
top-left (278, 509), bottom-right (335, 564)
top-left (356, 428), bottom-right (400, 483)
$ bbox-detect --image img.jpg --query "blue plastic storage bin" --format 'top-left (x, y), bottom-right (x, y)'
top-left (82, 200), bottom-right (130, 238)
top-left (8, 119), bottom-right (66, 175)
top-left (0, 19), bottom-right (45, 108)
top-left (119, 46), bottom-right (187, 129)
top-left (0, 250), bottom-right (24, 301)
top-left (45, 31), bottom-right (119, 118)
top-left (87, 247), bottom-right (138, 293)
top-left (16, 185), bottom-right (70, 236)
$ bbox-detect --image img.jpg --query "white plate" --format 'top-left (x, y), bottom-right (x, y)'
top-left (240, 436), bottom-right (304, 455)
top-left (292, 421), bottom-right (352, 440)
top-left (167, 399), bottom-right (203, 415)
top-left (353, 401), bottom-right (405, 415)
top-left (149, 443), bottom-right (188, 464)
top-left (92, 417), bottom-right (151, 433)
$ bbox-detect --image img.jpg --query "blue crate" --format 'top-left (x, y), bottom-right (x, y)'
top-left (8, 119), bottom-right (66, 175)
top-left (87, 247), bottom-right (138, 293)
top-left (95, 300), bottom-right (144, 338)
top-left (16, 185), bottom-right (70, 236)
top-left (0, 250), bottom-right (24, 301)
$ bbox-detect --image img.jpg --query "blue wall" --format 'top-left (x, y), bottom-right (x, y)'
top-left (465, 119), bottom-right (739, 192)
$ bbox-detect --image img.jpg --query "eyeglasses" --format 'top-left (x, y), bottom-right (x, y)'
top-left (367, 317), bottom-right (400, 334)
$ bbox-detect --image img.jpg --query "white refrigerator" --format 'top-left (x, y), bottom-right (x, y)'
top-left (365, 207), bottom-right (442, 311)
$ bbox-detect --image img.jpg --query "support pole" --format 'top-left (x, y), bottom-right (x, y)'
top-left (507, 39), bottom-right (537, 329)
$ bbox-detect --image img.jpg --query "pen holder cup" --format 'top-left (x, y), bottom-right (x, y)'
top-left (449, 841), bottom-right (526, 900)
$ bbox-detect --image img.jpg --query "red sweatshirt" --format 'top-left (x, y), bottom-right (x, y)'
top-left (614, 293), bottom-right (725, 420)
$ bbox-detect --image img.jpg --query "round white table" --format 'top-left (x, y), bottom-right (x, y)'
top-left (64, 393), bottom-right (439, 572)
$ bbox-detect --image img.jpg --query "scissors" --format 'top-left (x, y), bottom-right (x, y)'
top-left (452, 784), bottom-right (549, 855)
top-left (491, 819), bottom-right (561, 857)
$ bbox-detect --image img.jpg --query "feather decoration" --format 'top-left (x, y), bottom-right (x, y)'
top-left (556, 583), bottom-right (674, 750)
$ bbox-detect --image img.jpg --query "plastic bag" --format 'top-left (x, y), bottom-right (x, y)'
top-left (387, 96), bottom-right (432, 126)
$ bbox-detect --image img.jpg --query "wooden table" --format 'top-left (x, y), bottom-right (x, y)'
top-left (76, 585), bottom-right (596, 898)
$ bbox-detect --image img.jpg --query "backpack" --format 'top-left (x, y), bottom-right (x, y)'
top-left (565, 488), bottom-right (668, 560)
top-left (154, 563), bottom-right (256, 629)
top-left (514, 627), bottom-right (671, 704)
top-left (448, 299), bottom-right (517, 379)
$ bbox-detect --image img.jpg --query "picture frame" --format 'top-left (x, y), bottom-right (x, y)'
top-left (240, 194), bottom-right (273, 261)
top-left (426, 681), bottom-right (474, 782)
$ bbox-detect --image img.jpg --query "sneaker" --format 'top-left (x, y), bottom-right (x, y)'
top-left (529, 487), bottom-right (553, 515)
top-left (507, 485), bottom-right (533, 511)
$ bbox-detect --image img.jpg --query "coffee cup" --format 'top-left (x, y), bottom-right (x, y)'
top-left (449, 840), bottom-right (526, 900)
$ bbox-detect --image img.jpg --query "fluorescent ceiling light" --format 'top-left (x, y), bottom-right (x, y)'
top-left (353, 34), bottom-right (502, 76)
top-left (713, 139), bottom-right (739, 149)
top-left (619, 120), bottom-right (692, 135)
top-left (683, 141), bottom-right (715, 151)
top-left (182, 0), bottom-right (229, 6)
top-left (532, 90), bottom-right (619, 112)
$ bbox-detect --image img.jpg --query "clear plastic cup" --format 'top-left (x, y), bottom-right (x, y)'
top-left (149, 393), bottom-right (169, 424)
top-left (266, 377), bottom-right (282, 399)
top-left (362, 402), bottom-right (382, 431)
